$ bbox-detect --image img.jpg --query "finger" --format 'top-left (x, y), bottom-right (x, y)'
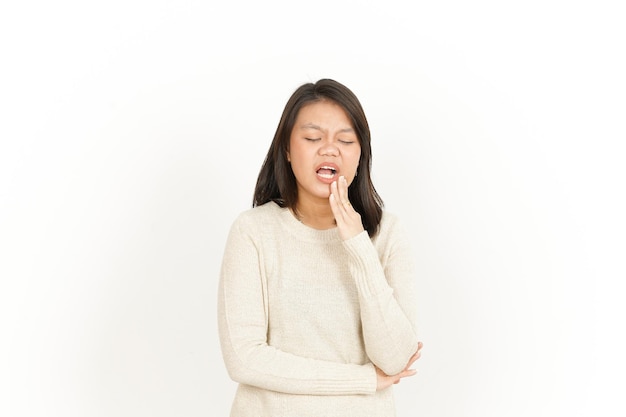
top-left (328, 188), bottom-right (343, 220)
top-left (339, 176), bottom-right (352, 210)
top-left (404, 355), bottom-right (421, 372)
top-left (401, 369), bottom-right (417, 378)
top-left (330, 180), bottom-right (340, 206)
top-left (407, 348), bottom-right (422, 365)
top-left (406, 354), bottom-right (419, 369)
top-left (409, 342), bottom-right (424, 363)
top-left (330, 180), bottom-right (348, 220)
top-left (393, 369), bottom-right (417, 386)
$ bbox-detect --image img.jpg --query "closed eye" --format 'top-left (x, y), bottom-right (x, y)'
top-left (338, 139), bottom-right (355, 144)
top-left (305, 137), bottom-right (321, 142)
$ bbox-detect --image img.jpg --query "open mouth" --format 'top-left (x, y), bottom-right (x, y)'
top-left (316, 166), bottom-right (337, 179)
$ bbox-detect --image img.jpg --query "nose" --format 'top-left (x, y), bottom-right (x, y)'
top-left (318, 140), bottom-right (339, 157)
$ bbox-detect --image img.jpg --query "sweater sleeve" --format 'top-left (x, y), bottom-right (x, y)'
top-left (342, 215), bottom-right (420, 376)
top-left (217, 216), bottom-right (377, 395)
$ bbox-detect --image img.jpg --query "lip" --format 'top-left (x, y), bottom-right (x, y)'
top-left (314, 162), bottom-right (340, 184)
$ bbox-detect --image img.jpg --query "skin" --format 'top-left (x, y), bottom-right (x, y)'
top-left (287, 99), bottom-right (423, 390)
top-left (287, 99), bottom-right (362, 230)
top-left (376, 341), bottom-right (423, 390)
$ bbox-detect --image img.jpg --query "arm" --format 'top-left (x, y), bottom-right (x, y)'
top-left (217, 215), bottom-right (377, 395)
top-left (329, 177), bottom-right (419, 375)
top-left (342, 220), bottom-right (420, 376)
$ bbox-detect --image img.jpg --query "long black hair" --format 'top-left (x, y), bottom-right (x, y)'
top-left (253, 79), bottom-right (384, 237)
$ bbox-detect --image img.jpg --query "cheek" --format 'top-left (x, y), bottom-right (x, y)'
top-left (289, 154), bottom-right (308, 180)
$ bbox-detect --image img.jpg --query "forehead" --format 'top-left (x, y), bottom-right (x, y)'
top-left (295, 100), bottom-right (353, 129)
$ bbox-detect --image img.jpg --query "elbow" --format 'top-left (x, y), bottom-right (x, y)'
top-left (225, 362), bottom-right (249, 385)
top-left (221, 340), bottom-right (271, 387)
top-left (222, 348), bottom-right (259, 386)
top-left (368, 339), bottom-right (420, 376)
top-left (224, 356), bottom-right (266, 388)
top-left (375, 357), bottom-right (409, 377)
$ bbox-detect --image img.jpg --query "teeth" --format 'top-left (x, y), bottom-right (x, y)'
top-left (317, 166), bottom-right (337, 179)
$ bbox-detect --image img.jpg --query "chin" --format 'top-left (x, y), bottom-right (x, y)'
top-left (298, 186), bottom-right (331, 202)
top-left (312, 188), bottom-right (331, 200)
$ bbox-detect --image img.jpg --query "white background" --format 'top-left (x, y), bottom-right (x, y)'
top-left (1, 1), bottom-right (624, 416)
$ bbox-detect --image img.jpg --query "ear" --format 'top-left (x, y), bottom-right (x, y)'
top-left (286, 151), bottom-right (291, 162)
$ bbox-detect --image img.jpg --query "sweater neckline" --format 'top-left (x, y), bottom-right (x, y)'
top-left (276, 203), bottom-right (341, 243)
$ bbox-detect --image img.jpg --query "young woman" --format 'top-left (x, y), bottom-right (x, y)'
top-left (218, 79), bottom-right (422, 417)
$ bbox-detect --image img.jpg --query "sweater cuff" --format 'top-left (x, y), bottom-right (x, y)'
top-left (313, 362), bottom-right (377, 395)
top-left (342, 231), bottom-right (390, 298)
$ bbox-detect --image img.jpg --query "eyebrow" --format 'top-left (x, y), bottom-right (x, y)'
top-left (300, 123), bottom-right (355, 134)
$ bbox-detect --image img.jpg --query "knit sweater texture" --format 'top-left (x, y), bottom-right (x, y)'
top-left (217, 202), bottom-right (419, 417)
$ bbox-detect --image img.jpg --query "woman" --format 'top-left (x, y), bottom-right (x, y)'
top-left (218, 79), bottom-right (422, 417)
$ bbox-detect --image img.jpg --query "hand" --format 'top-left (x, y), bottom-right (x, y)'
top-left (329, 176), bottom-right (365, 240)
top-left (376, 342), bottom-right (423, 391)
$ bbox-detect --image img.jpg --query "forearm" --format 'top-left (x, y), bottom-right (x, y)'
top-left (218, 293), bottom-right (376, 395)
top-left (343, 231), bottom-right (419, 375)
top-left (358, 288), bottom-right (420, 375)
top-left (218, 217), bottom-right (377, 395)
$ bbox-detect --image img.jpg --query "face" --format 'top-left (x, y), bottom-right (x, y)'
top-left (287, 100), bottom-right (361, 205)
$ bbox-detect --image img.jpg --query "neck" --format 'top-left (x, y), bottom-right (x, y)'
top-left (293, 197), bottom-right (336, 230)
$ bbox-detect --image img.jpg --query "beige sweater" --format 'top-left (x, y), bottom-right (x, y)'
top-left (218, 202), bottom-right (419, 417)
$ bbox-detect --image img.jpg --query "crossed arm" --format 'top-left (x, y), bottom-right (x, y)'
top-left (218, 188), bottom-right (422, 395)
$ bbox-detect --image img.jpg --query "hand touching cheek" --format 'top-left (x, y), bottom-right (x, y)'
top-left (329, 176), bottom-right (365, 241)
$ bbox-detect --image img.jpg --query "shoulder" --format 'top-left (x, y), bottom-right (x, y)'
top-left (376, 210), bottom-right (403, 238)
top-left (372, 210), bottom-right (410, 249)
top-left (230, 201), bottom-right (284, 233)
